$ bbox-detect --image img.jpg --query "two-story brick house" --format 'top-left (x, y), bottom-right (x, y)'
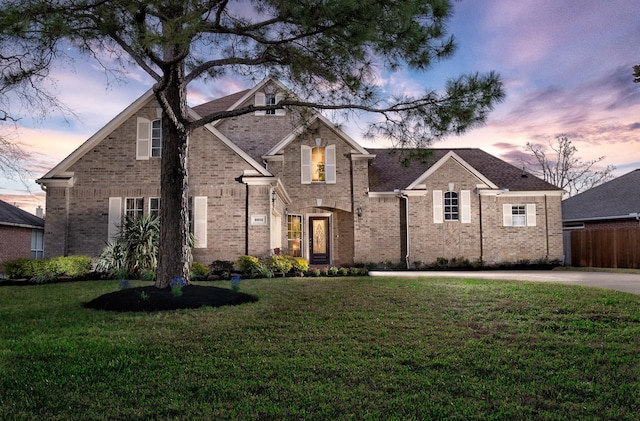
top-left (37, 78), bottom-right (564, 267)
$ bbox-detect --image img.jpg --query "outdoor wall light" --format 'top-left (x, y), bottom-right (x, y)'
top-left (271, 189), bottom-right (276, 205)
top-left (356, 207), bottom-right (363, 218)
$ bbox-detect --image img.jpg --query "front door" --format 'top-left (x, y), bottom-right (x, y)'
top-left (309, 217), bottom-right (330, 265)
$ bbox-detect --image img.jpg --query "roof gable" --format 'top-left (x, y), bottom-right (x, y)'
top-left (562, 169), bottom-right (640, 221)
top-left (0, 199), bottom-right (44, 229)
top-left (264, 114), bottom-right (369, 158)
top-left (38, 89), bottom-right (155, 180)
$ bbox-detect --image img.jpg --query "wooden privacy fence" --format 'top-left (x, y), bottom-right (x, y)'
top-left (566, 227), bottom-right (640, 269)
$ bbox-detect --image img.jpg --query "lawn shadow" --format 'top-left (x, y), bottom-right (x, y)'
top-left (83, 284), bottom-right (258, 312)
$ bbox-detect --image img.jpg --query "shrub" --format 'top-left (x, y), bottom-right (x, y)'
top-left (339, 267), bottom-right (349, 276)
top-left (290, 257), bottom-right (309, 273)
top-left (190, 261), bottom-right (210, 279)
top-left (253, 262), bottom-right (274, 279)
top-left (31, 269), bottom-right (58, 284)
top-left (269, 255), bottom-right (293, 275)
top-left (234, 255), bottom-right (260, 274)
top-left (140, 270), bottom-right (156, 282)
top-left (53, 255), bottom-right (92, 278)
top-left (4, 258), bottom-right (34, 278)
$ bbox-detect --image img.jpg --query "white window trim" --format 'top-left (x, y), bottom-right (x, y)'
top-left (151, 119), bottom-right (162, 157)
top-left (503, 203), bottom-right (537, 227)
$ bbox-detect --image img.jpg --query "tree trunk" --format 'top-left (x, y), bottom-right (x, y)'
top-left (155, 64), bottom-right (190, 288)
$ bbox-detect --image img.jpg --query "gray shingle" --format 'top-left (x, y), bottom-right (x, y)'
top-left (367, 148), bottom-right (559, 192)
top-left (562, 169), bottom-right (640, 221)
top-left (0, 199), bottom-right (44, 228)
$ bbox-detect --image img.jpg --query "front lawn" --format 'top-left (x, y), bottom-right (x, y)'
top-left (1, 277), bottom-right (639, 419)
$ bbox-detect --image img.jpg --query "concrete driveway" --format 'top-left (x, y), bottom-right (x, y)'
top-left (369, 270), bottom-right (640, 295)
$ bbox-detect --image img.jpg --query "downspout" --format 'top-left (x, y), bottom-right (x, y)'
top-left (235, 175), bottom-right (249, 256)
top-left (544, 194), bottom-right (549, 259)
top-left (400, 193), bottom-right (410, 269)
top-left (478, 193), bottom-right (483, 263)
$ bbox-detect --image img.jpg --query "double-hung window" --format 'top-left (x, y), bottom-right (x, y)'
top-left (125, 197), bottom-right (144, 218)
top-left (149, 197), bottom-right (160, 218)
top-left (31, 230), bottom-right (44, 259)
top-left (503, 203), bottom-right (537, 227)
top-left (301, 144), bottom-right (336, 184)
top-left (265, 94), bottom-right (276, 115)
top-left (151, 119), bottom-right (162, 157)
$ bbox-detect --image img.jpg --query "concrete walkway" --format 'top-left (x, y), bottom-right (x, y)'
top-left (369, 270), bottom-right (640, 295)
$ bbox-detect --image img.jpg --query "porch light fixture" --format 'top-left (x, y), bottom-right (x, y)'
top-left (356, 207), bottom-right (363, 218)
top-left (271, 189), bottom-right (276, 205)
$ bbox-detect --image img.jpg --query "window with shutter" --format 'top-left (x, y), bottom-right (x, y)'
top-left (193, 196), bottom-right (207, 248)
top-left (460, 190), bottom-right (471, 223)
top-left (301, 145), bottom-right (312, 184)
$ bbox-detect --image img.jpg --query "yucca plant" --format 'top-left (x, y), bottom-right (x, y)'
top-left (96, 215), bottom-right (160, 278)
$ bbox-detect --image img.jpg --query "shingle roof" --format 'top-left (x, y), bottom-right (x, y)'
top-left (192, 89), bottom-right (251, 116)
top-left (367, 148), bottom-right (560, 192)
top-left (562, 169), bottom-right (640, 221)
top-left (0, 199), bottom-right (44, 229)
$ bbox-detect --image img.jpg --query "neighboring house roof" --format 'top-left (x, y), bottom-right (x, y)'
top-left (367, 148), bottom-right (561, 192)
top-left (0, 199), bottom-right (44, 229)
top-left (562, 169), bottom-right (640, 222)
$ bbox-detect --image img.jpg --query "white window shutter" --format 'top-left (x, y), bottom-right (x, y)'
top-left (108, 197), bottom-right (122, 242)
top-left (254, 92), bottom-right (266, 116)
top-left (301, 145), bottom-right (312, 184)
top-left (325, 144), bottom-right (336, 184)
top-left (433, 190), bottom-right (443, 223)
top-left (461, 190), bottom-right (471, 223)
top-left (503, 204), bottom-right (512, 227)
top-left (193, 196), bottom-right (207, 248)
top-left (275, 93), bottom-right (286, 116)
top-left (136, 117), bottom-right (151, 160)
top-left (526, 203), bottom-right (537, 227)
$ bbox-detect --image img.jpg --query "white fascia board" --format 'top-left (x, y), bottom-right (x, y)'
top-left (406, 151), bottom-right (498, 190)
top-left (40, 90), bottom-right (155, 179)
top-left (367, 192), bottom-right (401, 198)
top-left (351, 153), bottom-right (376, 161)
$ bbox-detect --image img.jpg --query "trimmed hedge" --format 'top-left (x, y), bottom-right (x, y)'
top-left (3, 256), bottom-right (93, 283)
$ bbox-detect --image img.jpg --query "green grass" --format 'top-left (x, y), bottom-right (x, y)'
top-left (1, 277), bottom-right (639, 420)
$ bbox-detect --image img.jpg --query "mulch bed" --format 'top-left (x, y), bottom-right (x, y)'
top-left (83, 285), bottom-right (258, 312)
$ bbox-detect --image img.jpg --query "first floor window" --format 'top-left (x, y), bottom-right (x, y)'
top-left (287, 215), bottom-right (303, 257)
top-left (149, 197), bottom-right (160, 217)
top-left (511, 205), bottom-right (526, 227)
top-left (125, 197), bottom-right (144, 218)
top-left (503, 203), bottom-right (536, 227)
top-left (31, 230), bottom-right (44, 259)
top-left (444, 191), bottom-right (459, 221)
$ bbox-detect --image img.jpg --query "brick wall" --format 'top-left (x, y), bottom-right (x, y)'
top-left (0, 226), bottom-right (32, 270)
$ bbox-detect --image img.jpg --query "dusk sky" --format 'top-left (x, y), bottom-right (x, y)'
top-left (2, 0), bottom-right (639, 215)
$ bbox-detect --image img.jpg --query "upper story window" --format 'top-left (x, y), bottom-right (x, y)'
top-left (136, 117), bottom-right (161, 160)
top-left (254, 91), bottom-right (285, 116)
top-left (301, 144), bottom-right (336, 184)
top-left (312, 147), bottom-right (326, 182)
top-left (444, 191), bottom-right (459, 221)
top-left (265, 94), bottom-right (276, 115)
top-left (151, 119), bottom-right (162, 157)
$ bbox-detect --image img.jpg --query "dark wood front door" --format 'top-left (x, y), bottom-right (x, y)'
top-left (309, 217), bottom-right (330, 265)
